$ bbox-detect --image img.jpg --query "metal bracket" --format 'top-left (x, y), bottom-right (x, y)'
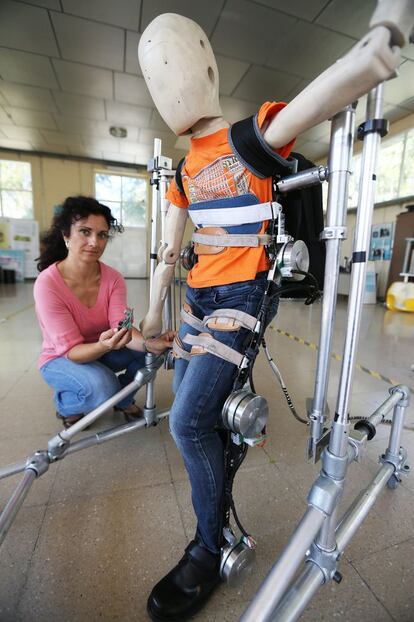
top-left (320, 226), bottom-right (347, 241)
top-left (380, 446), bottom-right (411, 477)
top-left (305, 542), bottom-right (339, 584)
top-left (48, 434), bottom-right (70, 462)
top-left (25, 451), bottom-right (50, 477)
top-left (307, 426), bottom-right (331, 464)
top-left (147, 155), bottom-right (173, 172)
top-left (347, 428), bottom-right (367, 463)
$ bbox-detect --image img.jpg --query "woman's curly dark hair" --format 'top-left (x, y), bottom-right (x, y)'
top-left (37, 196), bottom-right (123, 272)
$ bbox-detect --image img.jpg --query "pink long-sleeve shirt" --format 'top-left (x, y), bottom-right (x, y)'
top-left (34, 261), bottom-right (127, 369)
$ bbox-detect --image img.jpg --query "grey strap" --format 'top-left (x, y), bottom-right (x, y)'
top-left (203, 309), bottom-right (258, 332)
top-left (183, 334), bottom-right (244, 367)
top-left (172, 338), bottom-right (191, 361)
top-left (192, 232), bottom-right (273, 248)
top-left (180, 306), bottom-right (205, 332)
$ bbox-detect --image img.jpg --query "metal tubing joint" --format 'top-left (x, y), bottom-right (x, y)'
top-left (319, 226), bottom-right (347, 240)
top-left (25, 451), bottom-right (50, 477)
top-left (321, 447), bottom-right (349, 480)
top-left (380, 446), bottom-right (410, 476)
top-left (307, 473), bottom-right (343, 516)
top-left (48, 434), bottom-right (70, 461)
top-left (305, 542), bottom-right (339, 584)
top-left (389, 384), bottom-right (410, 408)
top-left (143, 406), bottom-right (157, 426)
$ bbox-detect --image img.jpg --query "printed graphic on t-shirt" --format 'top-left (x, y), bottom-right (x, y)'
top-left (185, 155), bottom-right (249, 204)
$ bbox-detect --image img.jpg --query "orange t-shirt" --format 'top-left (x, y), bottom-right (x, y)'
top-left (166, 102), bottom-right (295, 288)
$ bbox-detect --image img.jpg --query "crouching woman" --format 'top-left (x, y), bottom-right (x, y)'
top-left (34, 195), bottom-right (174, 428)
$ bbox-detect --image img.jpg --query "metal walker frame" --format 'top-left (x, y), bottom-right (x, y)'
top-left (241, 85), bottom-right (411, 621)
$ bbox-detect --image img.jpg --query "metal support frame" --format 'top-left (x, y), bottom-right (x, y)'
top-left (241, 84), bottom-right (411, 622)
top-left (0, 140), bottom-right (174, 548)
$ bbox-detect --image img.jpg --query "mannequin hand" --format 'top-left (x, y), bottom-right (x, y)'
top-left (145, 330), bottom-right (176, 355)
top-left (99, 327), bottom-right (132, 352)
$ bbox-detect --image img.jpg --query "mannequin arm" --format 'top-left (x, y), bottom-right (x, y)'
top-left (140, 203), bottom-right (188, 338)
top-left (263, 26), bottom-right (402, 149)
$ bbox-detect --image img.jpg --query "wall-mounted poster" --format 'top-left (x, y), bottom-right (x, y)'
top-left (369, 223), bottom-right (394, 261)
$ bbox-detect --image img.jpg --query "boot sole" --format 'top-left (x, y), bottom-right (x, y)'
top-left (146, 577), bottom-right (220, 622)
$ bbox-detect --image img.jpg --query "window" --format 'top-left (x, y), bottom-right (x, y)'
top-left (347, 128), bottom-right (414, 209)
top-left (94, 172), bottom-right (148, 227)
top-left (0, 160), bottom-right (33, 218)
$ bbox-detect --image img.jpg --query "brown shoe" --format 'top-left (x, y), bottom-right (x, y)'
top-left (114, 403), bottom-right (143, 422)
top-left (56, 411), bottom-right (85, 429)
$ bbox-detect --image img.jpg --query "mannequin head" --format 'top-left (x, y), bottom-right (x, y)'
top-left (138, 13), bottom-right (223, 135)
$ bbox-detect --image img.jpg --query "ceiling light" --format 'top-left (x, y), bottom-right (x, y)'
top-left (109, 126), bottom-right (127, 138)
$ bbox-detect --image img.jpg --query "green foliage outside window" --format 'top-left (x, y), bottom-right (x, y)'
top-left (0, 160), bottom-right (33, 218)
top-left (348, 128), bottom-right (414, 209)
top-left (95, 172), bottom-right (147, 227)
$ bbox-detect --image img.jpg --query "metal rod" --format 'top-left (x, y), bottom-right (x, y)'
top-left (59, 379), bottom-right (141, 440)
top-left (271, 563), bottom-right (325, 622)
top-left (0, 469), bottom-right (37, 546)
top-left (335, 463), bottom-right (394, 553)
top-left (0, 459), bottom-right (28, 480)
top-left (240, 506), bottom-right (326, 622)
top-left (308, 105), bottom-right (356, 452)
top-left (276, 166), bottom-right (328, 194)
top-left (334, 85), bottom-right (384, 436)
top-left (387, 403), bottom-right (406, 458)
top-left (65, 409), bottom-right (170, 455)
top-left (367, 390), bottom-right (403, 428)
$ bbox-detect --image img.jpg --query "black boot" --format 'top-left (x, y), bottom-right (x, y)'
top-left (147, 540), bottom-right (221, 621)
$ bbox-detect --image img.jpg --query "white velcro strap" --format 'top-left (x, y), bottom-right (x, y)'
top-left (203, 309), bottom-right (258, 332)
top-left (172, 337), bottom-right (191, 361)
top-left (180, 306), bottom-right (204, 332)
top-left (183, 334), bottom-right (243, 367)
top-left (192, 232), bottom-right (272, 248)
top-left (189, 201), bottom-right (281, 227)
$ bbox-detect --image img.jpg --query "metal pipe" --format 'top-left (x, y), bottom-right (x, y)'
top-left (334, 85), bottom-right (384, 438)
top-left (367, 390), bottom-right (402, 428)
top-left (271, 563), bottom-right (325, 622)
top-left (387, 403), bottom-right (406, 458)
top-left (0, 469), bottom-right (37, 546)
top-left (316, 505), bottom-right (340, 552)
top-left (335, 463), bottom-right (394, 553)
top-left (0, 459), bottom-right (27, 480)
top-left (59, 379), bottom-right (141, 441)
top-left (276, 166), bottom-right (328, 194)
top-left (65, 409), bottom-right (170, 455)
top-left (240, 506), bottom-right (326, 622)
top-left (308, 106), bottom-right (355, 450)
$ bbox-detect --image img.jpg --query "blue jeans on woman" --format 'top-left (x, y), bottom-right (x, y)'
top-left (40, 348), bottom-right (146, 417)
top-left (170, 275), bottom-right (278, 555)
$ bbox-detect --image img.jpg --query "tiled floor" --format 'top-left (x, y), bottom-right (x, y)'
top-left (0, 279), bottom-right (413, 622)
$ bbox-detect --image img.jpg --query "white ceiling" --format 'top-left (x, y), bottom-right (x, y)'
top-left (0, 0), bottom-right (413, 168)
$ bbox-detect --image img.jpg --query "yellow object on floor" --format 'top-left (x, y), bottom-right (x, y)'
top-left (386, 281), bottom-right (414, 312)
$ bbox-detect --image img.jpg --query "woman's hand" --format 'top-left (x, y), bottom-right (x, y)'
top-left (145, 330), bottom-right (176, 355)
top-left (99, 327), bottom-right (132, 352)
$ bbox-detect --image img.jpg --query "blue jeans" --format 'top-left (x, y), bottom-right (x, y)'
top-left (170, 275), bottom-right (278, 554)
top-left (40, 348), bottom-right (146, 417)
